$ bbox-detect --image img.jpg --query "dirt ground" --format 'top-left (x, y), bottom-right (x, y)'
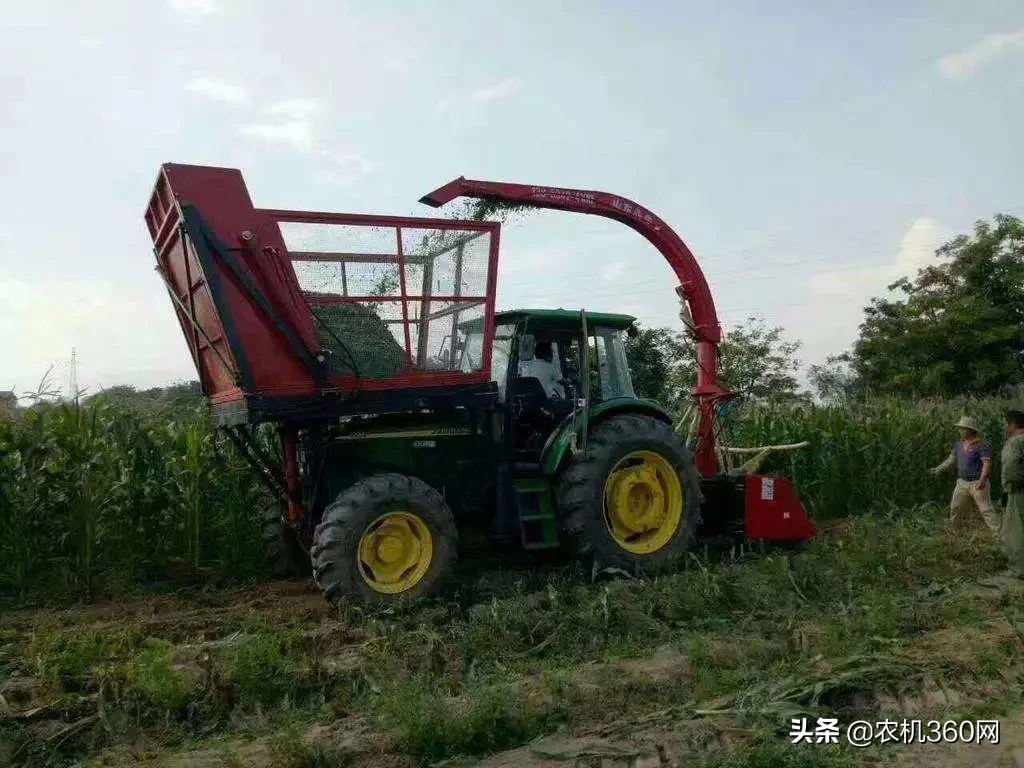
top-left (5, 519), bottom-right (1024, 767)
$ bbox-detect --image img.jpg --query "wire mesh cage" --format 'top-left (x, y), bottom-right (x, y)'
top-left (278, 218), bottom-right (497, 385)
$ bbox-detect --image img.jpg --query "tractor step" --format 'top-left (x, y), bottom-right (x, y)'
top-left (512, 461), bottom-right (542, 474)
top-left (512, 477), bottom-right (559, 550)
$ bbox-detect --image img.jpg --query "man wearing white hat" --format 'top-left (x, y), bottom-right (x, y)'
top-left (929, 416), bottom-right (998, 536)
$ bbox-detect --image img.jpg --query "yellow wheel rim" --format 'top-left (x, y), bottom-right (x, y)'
top-left (603, 450), bottom-right (683, 555)
top-left (357, 512), bottom-right (433, 594)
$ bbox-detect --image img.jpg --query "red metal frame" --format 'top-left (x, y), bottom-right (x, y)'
top-left (420, 178), bottom-right (730, 476)
top-left (280, 425), bottom-right (302, 522)
top-left (144, 164), bottom-right (501, 407)
top-left (271, 208), bottom-right (499, 393)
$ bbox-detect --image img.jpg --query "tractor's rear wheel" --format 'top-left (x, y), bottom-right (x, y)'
top-left (262, 507), bottom-right (310, 579)
top-left (311, 473), bottom-right (458, 605)
top-left (556, 414), bottom-right (700, 576)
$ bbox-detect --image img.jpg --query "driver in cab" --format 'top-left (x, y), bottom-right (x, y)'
top-left (520, 340), bottom-right (565, 400)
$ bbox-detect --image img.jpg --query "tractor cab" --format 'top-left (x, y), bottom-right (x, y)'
top-left (458, 308), bottom-right (638, 458)
top-left (458, 309), bottom-right (658, 548)
top-left (508, 311), bottom-right (633, 452)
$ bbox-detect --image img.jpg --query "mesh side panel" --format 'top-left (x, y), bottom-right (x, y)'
top-left (293, 260), bottom-right (401, 298)
top-left (408, 300), bottom-right (486, 371)
top-left (401, 228), bottom-right (491, 297)
top-left (404, 262), bottom-right (425, 298)
top-left (278, 219), bottom-right (494, 385)
top-left (308, 300), bottom-right (409, 379)
top-left (280, 222), bottom-right (398, 255)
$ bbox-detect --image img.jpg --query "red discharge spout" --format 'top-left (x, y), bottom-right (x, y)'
top-left (420, 178), bottom-right (730, 476)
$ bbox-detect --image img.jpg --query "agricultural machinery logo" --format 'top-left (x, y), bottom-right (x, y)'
top-left (530, 186), bottom-right (596, 208)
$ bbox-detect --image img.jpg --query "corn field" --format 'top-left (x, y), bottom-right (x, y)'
top-left (728, 397), bottom-right (1016, 517)
top-left (0, 395), bottom-right (1015, 603)
top-left (0, 401), bottom-right (269, 602)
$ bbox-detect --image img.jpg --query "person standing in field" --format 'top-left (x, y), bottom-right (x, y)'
top-left (1000, 410), bottom-right (1024, 574)
top-left (929, 416), bottom-right (999, 536)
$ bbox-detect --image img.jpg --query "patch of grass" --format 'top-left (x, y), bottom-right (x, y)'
top-left (226, 629), bottom-right (304, 708)
top-left (267, 725), bottom-right (357, 768)
top-left (5, 505), bottom-right (1020, 767)
top-left (27, 626), bottom-right (138, 691)
top-left (376, 676), bottom-right (564, 763)
top-left (122, 638), bottom-right (194, 712)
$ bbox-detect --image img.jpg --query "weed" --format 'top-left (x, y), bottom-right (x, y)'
top-left (376, 676), bottom-right (564, 762)
top-left (122, 638), bottom-right (193, 712)
top-left (28, 627), bottom-right (125, 690)
top-left (267, 725), bottom-right (356, 768)
top-left (226, 630), bottom-right (303, 708)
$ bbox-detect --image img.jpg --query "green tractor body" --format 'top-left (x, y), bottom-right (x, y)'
top-left (303, 309), bottom-right (700, 602)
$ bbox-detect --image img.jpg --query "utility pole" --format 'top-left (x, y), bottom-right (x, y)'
top-left (69, 347), bottom-right (78, 405)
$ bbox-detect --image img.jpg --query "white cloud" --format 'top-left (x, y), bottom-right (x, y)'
top-left (315, 151), bottom-right (376, 185)
top-left (795, 218), bottom-right (945, 368)
top-left (166, 0), bottom-right (219, 20)
top-left (602, 261), bottom-right (626, 283)
top-left (186, 77), bottom-right (248, 104)
top-left (436, 77), bottom-right (524, 115)
top-left (434, 96), bottom-right (457, 116)
top-left (893, 217), bottom-right (942, 275)
top-left (938, 29), bottom-right (1024, 80)
top-left (240, 105), bottom-right (374, 182)
top-left (239, 120), bottom-right (315, 151)
top-left (265, 98), bottom-right (322, 119)
top-left (807, 218), bottom-right (943, 299)
top-left (469, 77), bottom-right (523, 102)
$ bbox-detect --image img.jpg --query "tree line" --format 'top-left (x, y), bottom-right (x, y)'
top-left (626, 213), bottom-right (1024, 405)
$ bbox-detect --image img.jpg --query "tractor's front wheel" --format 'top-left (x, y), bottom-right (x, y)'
top-left (556, 414), bottom-right (701, 576)
top-left (310, 473), bottom-right (458, 605)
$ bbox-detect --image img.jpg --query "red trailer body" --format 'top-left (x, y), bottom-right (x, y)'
top-left (145, 163), bottom-right (501, 423)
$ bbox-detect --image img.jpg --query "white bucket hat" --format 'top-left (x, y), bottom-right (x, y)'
top-left (954, 416), bottom-right (981, 432)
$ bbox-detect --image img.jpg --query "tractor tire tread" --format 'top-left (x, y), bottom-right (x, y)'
top-left (556, 413), bottom-right (700, 575)
top-left (311, 473), bottom-right (457, 606)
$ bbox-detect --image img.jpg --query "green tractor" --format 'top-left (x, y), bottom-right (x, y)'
top-left (309, 308), bottom-right (701, 603)
top-left (144, 164), bottom-right (815, 607)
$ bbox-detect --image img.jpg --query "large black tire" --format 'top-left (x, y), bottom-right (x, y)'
top-left (310, 473), bottom-right (458, 605)
top-left (262, 507), bottom-right (310, 579)
top-left (556, 414), bottom-right (701, 576)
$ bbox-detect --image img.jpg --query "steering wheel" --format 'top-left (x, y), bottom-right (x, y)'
top-left (557, 371), bottom-right (581, 400)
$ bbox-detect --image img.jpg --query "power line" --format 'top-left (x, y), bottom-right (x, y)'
top-left (494, 205), bottom-right (1024, 292)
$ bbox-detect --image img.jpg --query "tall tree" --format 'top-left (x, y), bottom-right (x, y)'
top-left (713, 317), bottom-right (806, 403)
top-left (625, 317), bottom-right (806, 409)
top-left (849, 214), bottom-right (1024, 396)
top-left (624, 325), bottom-right (681, 402)
top-left (807, 354), bottom-right (862, 405)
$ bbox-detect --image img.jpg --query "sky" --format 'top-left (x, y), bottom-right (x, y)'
top-left (1, 0), bottom-right (1023, 399)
